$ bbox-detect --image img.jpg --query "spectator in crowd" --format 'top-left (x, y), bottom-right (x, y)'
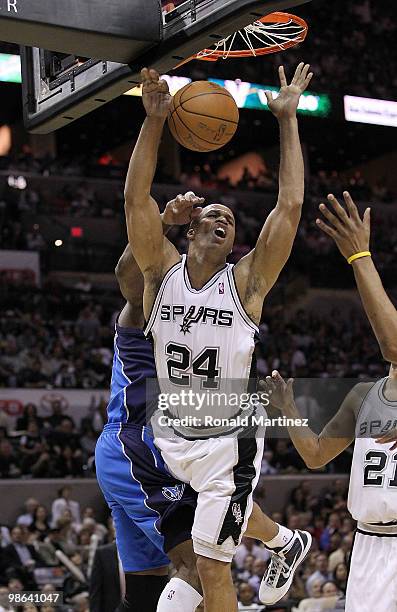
top-left (2, 526), bottom-right (43, 577)
top-left (332, 563), bottom-right (348, 595)
top-left (237, 582), bottom-right (259, 610)
top-left (51, 487), bottom-right (81, 528)
top-left (328, 533), bottom-right (352, 573)
top-left (16, 404), bottom-right (42, 431)
top-left (89, 541), bottom-right (122, 612)
top-left (29, 505), bottom-right (50, 541)
top-left (248, 558), bottom-right (268, 597)
top-left (306, 553), bottom-right (332, 596)
top-left (16, 499), bottom-right (39, 527)
top-left (0, 440), bottom-right (21, 478)
top-left (19, 421), bottom-right (47, 475)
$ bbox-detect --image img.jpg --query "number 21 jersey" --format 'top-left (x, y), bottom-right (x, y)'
top-left (348, 378), bottom-right (397, 524)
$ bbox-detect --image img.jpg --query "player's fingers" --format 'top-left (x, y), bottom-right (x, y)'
top-left (292, 61), bottom-right (305, 84)
top-left (158, 79), bottom-right (170, 94)
top-left (278, 66), bottom-right (288, 88)
top-left (327, 194), bottom-right (349, 222)
top-left (300, 63), bottom-right (311, 83)
top-left (318, 203), bottom-right (343, 229)
top-left (191, 207), bottom-right (203, 218)
top-left (265, 376), bottom-right (276, 391)
top-left (272, 370), bottom-right (285, 386)
top-left (363, 207), bottom-right (371, 231)
top-left (141, 67), bottom-right (150, 82)
top-left (342, 191), bottom-right (360, 221)
top-left (149, 68), bottom-right (160, 81)
top-left (264, 91), bottom-right (273, 106)
top-left (315, 218), bottom-right (338, 239)
top-left (303, 72), bottom-right (314, 89)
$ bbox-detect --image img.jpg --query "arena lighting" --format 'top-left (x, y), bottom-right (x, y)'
top-left (125, 75), bottom-right (332, 118)
top-left (71, 227), bottom-right (84, 238)
top-left (54, 239), bottom-right (63, 247)
top-left (7, 175), bottom-right (26, 190)
top-left (344, 95), bottom-right (397, 128)
top-left (0, 53), bottom-right (21, 83)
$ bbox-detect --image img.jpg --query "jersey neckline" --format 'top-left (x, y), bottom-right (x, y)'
top-left (182, 254), bottom-right (229, 294)
top-left (378, 377), bottom-right (397, 406)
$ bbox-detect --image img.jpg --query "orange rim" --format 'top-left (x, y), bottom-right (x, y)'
top-left (192, 12), bottom-right (308, 61)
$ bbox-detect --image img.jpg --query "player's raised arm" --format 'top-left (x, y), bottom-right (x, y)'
top-left (262, 372), bottom-right (370, 469)
top-left (316, 191), bottom-right (397, 363)
top-left (124, 68), bottom-right (177, 281)
top-left (117, 192), bottom-right (204, 327)
top-left (234, 63), bottom-right (313, 322)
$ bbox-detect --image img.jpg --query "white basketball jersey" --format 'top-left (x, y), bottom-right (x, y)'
top-left (348, 378), bottom-right (397, 523)
top-left (145, 255), bottom-right (258, 436)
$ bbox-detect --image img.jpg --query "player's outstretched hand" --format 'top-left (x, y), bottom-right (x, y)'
top-left (163, 191), bottom-right (205, 226)
top-left (260, 370), bottom-right (295, 412)
top-left (316, 191), bottom-right (371, 260)
top-left (265, 62), bottom-right (313, 120)
top-left (141, 67), bottom-right (172, 118)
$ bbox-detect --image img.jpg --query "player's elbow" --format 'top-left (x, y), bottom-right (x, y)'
top-left (277, 192), bottom-right (304, 210)
top-left (305, 458), bottom-right (326, 470)
top-left (305, 456), bottom-right (326, 470)
top-left (380, 340), bottom-right (397, 365)
top-left (124, 186), bottom-right (150, 208)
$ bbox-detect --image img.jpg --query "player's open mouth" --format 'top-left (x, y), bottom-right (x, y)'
top-left (214, 227), bottom-right (226, 239)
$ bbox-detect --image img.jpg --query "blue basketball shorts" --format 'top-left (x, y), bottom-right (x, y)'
top-left (95, 422), bottom-right (197, 572)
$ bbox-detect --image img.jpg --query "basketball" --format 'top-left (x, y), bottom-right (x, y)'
top-left (167, 81), bottom-right (239, 152)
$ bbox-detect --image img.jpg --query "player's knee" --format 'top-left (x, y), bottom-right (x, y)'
top-left (196, 555), bottom-right (231, 588)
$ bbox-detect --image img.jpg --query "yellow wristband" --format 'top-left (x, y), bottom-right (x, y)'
top-left (347, 251), bottom-right (371, 265)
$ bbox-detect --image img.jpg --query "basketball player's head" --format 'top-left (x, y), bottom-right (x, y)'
top-left (187, 204), bottom-right (235, 259)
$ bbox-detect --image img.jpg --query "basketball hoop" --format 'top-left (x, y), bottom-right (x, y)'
top-left (191, 12), bottom-right (308, 62)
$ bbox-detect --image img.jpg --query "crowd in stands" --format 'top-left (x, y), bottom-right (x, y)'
top-left (0, 487), bottom-right (113, 611)
top-left (0, 395), bottom-right (105, 479)
top-left (0, 479), bottom-right (353, 611)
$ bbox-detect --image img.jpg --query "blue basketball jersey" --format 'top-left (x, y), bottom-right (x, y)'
top-left (107, 323), bottom-right (159, 425)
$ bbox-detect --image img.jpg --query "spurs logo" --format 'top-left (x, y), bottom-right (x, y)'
top-left (180, 306), bottom-right (205, 335)
top-left (232, 502), bottom-right (243, 525)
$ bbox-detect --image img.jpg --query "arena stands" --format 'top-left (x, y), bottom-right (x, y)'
top-left (0, 479), bottom-right (353, 611)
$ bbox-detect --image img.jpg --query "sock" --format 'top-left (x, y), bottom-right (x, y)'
top-left (157, 577), bottom-right (203, 612)
top-left (264, 524), bottom-right (294, 549)
top-left (119, 574), bottom-right (168, 612)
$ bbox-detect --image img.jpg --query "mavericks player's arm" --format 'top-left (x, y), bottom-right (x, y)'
top-left (304, 382), bottom-right (373, 469)
top-left (115, 245), bottom-right (145, 328)
top-left (234, 118), bottom-right (304, 324)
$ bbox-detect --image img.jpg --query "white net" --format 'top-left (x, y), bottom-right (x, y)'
top-left (196, 16), bottom-right (307, 59)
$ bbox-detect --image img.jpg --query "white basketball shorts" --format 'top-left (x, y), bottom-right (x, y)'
top-left (346, 526), bottom-right (397, 612)
top-left (154, 432), bottom-right (264, 563)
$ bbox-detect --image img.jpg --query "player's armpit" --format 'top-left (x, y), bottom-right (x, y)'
top-left (233, 204), bottom-right (301, 323)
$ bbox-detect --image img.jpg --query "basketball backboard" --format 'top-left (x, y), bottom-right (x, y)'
top-left (13, 0), bottom-right (314, 133)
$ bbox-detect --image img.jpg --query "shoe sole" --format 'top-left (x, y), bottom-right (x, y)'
top-left (259, 531), bottom-right (313, 605)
